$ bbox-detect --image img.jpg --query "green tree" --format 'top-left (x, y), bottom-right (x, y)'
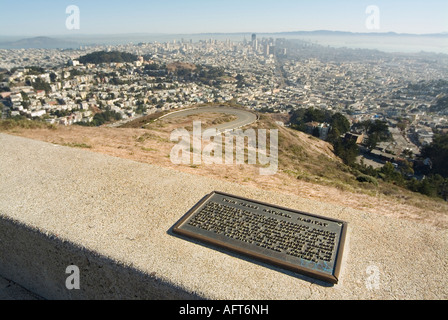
top-left (25, 66), bottom-right (45, 75)
top-left (418, 178), bottom-right (437, 197)
top-left (330, 112), bottom-right (350, 134)
top-left (379, 162), bottom-right (405, 185)
top-left (290, 107), bottom-right (332, 131)
top-left (402, 149), bottom-right (413, 159)
top-left (397, 121), bottom-right (408, 132)
top-left (356, 119), bottom-right (392, 150)
top-left (366, 133), bottom-right (379, 150)
top-left (31, 78), bottom-right (51, 94)
top-left (369, 120), bottom-right (391, 140)
top-left (381, 162), bottom-right (396, 180)
top-left (421, 133), bottom-right (448, 178)
top-left (290, 108), bottom-right (358, 164)
top-left (333, 138), bottom-right (359, 166)
top-left (327, 127), bottom-right (341, 144)
top-left (50, 72), bottom-right (57, 83)
top-left (79, 108), bottom-right (123, 127)
top-left (407, 175), bottom-right (448, 199)
top-left (303, 108), bottom-right (326, 123)
top-left (399, 160), bottom-right (414, 176)
top-left (136, 104), bottom-right (147, 115)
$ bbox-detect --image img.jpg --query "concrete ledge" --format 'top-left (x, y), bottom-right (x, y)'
top-left (0, 133), bottom-right (447, 300)
top-left (0, 216), bottom-right (201, 300)
top-left (0, 275), bottom-right (43, 300)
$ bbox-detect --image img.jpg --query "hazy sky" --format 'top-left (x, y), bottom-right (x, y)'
top-left (1, 0), bottom-right (447, 36)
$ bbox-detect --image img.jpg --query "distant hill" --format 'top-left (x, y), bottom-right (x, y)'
top-left (0, 36), bottom-right (78, 49)
top-left (1, 31), bottom-right (446, 54)
top-left (1, 30), bottom-right (446, 49)
top-left (271, 30), bottom-right (448, 37)
top-left (78, 51), bottom-right (138, 64)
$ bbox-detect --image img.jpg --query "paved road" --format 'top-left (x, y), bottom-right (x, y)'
top-left (159, 106), bottom-right (258, 133)
top-left (389, 127), bottom-right (419, 155)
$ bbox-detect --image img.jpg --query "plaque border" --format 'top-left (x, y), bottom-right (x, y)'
top-left (172, 191), bottom-right (348, 284)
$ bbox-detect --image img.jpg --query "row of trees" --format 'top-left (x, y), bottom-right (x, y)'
top-left (289, 107), bottom-right (448, 200)
top-left (289, 108), bottom-right (358, 165)
top-left (144, 62), bottom-right (228, 88)
top-left (354, 130), bottom-right (448, 200)
top-left (352, 119), bottom-right (391, 150)
top-left (356, 160), bottom-right (448, 200)
top-left (170, 64), bottom-right (227, 88)
top-left (421, 132), bottom-right (448, 178)
top-left (26, 77), bottom-right (51, 94)
top-left (76, 108), bottom-right (122, 127)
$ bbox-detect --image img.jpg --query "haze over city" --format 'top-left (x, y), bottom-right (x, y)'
top-left (1, 0), bottom-right (447, 36)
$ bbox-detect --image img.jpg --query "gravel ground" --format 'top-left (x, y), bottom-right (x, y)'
top-left (0, 133), bottom-right (447, 300)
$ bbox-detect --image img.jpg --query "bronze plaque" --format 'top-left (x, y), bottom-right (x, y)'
top-left (173, 191), bottom-right (348, 284)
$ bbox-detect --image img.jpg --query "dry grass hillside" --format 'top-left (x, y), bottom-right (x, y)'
top-left (1, 112), bottom-right (447, 229)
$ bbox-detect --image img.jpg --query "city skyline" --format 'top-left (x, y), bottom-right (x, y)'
top-left (1, 0), bottom-right (447, 37)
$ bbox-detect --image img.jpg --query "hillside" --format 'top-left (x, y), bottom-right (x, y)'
top-left (166, 62), bottom-right (197, 73)
top-left (78, 51), bottom-right (138, 65)
top-left (0, 36), bottom-right (77, 49)
top-left (0, 113), bottom-right (447, 229)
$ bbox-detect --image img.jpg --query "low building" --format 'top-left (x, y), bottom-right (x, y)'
top-left (305, 122), bottom-right (331, 140)
top-left (31, 110), bottom-right (46, 118)
top-left (345, 132), bottom-right (365, 144)
top-left (68, 60), bottom-right (80, 67)
top-left (370, 149), bottom-right (395, 163)
top-left (36, 90), bottom-right (46, 98)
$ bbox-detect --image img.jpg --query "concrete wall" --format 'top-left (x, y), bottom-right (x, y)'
top-left (1, 133), bottom-right (447, 300)
top-left (0, 216), bottom-right (201, 300)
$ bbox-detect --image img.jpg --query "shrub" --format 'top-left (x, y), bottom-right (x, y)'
top-left (356, 174), bottom-right (378, 186)
top-left (0, 118), bottom-right (56, 130)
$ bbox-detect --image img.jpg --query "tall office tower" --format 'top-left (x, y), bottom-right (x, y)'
top-left (251, 33), bottom-right (257, 51)
top-left (264, 43), bottom-right (270, 56)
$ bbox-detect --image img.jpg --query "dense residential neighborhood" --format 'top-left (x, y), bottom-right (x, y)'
top-left (1, 38), bottom-right (447, 166)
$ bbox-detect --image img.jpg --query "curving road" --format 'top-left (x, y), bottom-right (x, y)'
top-left (159, 106), bottom-right (258, 132)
